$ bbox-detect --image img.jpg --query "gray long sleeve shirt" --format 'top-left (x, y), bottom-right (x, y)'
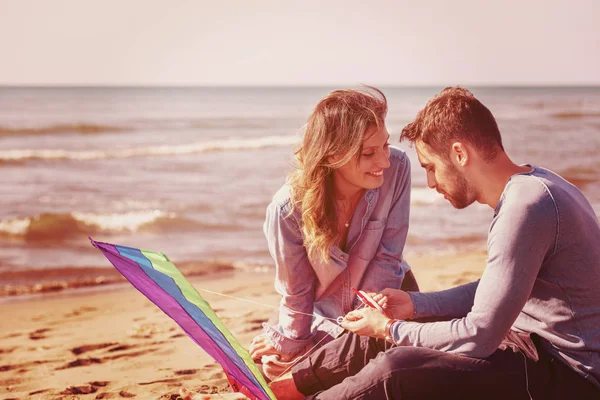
top-left (391, 166), bottom-right (600, 388)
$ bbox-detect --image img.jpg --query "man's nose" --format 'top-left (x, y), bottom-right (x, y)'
top-left (426, 172), bottom-right (436, 189)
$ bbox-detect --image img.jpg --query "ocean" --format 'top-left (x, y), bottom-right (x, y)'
top-left (1, 86), bottom-right (599, 296)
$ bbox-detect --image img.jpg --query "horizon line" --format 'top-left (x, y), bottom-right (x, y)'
top-left (2, 83), bottom-right (600, 89)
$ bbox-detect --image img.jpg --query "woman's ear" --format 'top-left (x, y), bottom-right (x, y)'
top-left (328, 153), bottom-right (342, 165)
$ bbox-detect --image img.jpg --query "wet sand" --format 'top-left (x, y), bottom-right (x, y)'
top-left (0, 251), bottom-right (486, 399)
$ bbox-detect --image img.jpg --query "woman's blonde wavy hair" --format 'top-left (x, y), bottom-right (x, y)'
top-left (288, 86), bottom-right (388, 263)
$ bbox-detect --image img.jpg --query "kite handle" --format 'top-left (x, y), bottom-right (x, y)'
top-left (352, 287), bottom-right (391, 318)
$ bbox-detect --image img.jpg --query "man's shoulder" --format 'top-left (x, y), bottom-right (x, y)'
top-left (499, 169), bottom-right (559, 219)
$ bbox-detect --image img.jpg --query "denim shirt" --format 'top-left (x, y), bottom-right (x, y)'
top-left (263, 147), bottom-right (412, 354)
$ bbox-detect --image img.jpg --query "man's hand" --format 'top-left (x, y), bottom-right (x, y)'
top-left (340, 308), bottom-right (390, 338)
top-left (370, 288), bottom-right (415, 320)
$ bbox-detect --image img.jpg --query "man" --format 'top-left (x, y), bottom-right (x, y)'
top-left (270, 87), bottom-right (600, 399)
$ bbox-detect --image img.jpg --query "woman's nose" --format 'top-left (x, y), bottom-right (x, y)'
top-left (377, 151), bottom-right (391, 169)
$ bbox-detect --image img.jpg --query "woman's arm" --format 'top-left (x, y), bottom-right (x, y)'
top-left (261, 196), bottom-right (318, 355)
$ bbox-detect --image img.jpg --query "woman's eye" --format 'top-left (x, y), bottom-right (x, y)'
top-left (362, 152), bottom-right (374, 157)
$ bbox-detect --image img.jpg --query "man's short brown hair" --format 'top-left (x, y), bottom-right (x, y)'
top-left (400, 87), bottom-right (503, 162)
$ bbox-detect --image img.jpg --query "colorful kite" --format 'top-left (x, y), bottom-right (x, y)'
top-left (90, 238), bottom-right (276, 400)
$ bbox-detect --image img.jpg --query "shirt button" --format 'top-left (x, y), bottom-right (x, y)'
top-left (340, 255), bottom-right (345, 260)
top-left (344, 282), bottom-right (348, 287)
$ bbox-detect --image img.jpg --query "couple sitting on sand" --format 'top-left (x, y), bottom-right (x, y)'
top-left (247, 86), bottom-right (600, 399)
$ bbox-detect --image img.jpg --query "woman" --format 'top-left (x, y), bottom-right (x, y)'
top-left (249, 86), bottom-right (418, 379)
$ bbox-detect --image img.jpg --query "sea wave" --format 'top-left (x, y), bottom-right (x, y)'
top-left (561, 166), bottom-right (600, 189)
top-left (550, 111), bottom-right (600, 120)
top-left (0, 260), bottom-right (237, 297)
top-left (0, 123), bottom-right (130, 136)
top-left (192, 116), bottom-right (299, 130)
top-left (410, 187), bottom-right (444, 206)
top-left (406, 233), bottom-right (487, 251)
top-left (0, 211), bottom-right (240, 243)
top-left (0, 135), bottom-right (298, 162)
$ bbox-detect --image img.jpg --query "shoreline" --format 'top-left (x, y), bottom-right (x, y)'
top-left (0, 247), bottom-right (486, 299)
top-left (0, 250), bottom-right (487, 399)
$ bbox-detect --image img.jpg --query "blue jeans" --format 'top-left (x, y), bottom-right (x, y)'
top-left (292, 332), bottom-right (599, 399)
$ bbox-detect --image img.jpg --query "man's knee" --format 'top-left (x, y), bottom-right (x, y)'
top-left (371, 346), bottom-right (438, 374)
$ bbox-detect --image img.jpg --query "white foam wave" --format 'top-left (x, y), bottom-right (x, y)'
top-left (0, 210), bottom-right (171, 236)
top-left (410, 187), bottom-right (444, 205)
top-left (72, 210), bottom-right (170, 231)
top-left (0, 217), bottom-right (30, 235)
top-left (0, 135), bottom-right (298, 162)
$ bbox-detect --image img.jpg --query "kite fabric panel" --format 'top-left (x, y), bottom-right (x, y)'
top-left (90, 238), bottom-right (276, 400)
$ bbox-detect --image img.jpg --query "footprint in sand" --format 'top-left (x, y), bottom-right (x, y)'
top-left (104, 348), bottom-right (159, 361)
top-left (128, 323), bottom-right (166, 339)
top-left (240, 318), bottom-right (265, 334)
top-left (0, 377), bottom-right (23, 388)
top-left (139, 377), bottom-right (180, 386)
top-left (29, 328), bottom-right (51, 340)
top-left (0, 346), bottom-right (17, 354)
top-left (57, 357), bottom-right (102, 370)
top-left (1, 359), bottom-right (55, 373)
top-left (29, 388), bottom-right (52, 396)
top-left (64, 306), bottom-right (98, 318)
top-left (59, 347), bottom-right (159, 370)
top-left (174, 369), bottom-right (198, 376)
top-left (60, 385), bottom-right (98, 395)
top-left (106, 344), bottom-right (138, 353)
top-left (71, 342), bottom-right (118, 355)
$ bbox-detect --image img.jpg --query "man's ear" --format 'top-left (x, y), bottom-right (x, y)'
top-left (451, 142), bottom-right (469, 167)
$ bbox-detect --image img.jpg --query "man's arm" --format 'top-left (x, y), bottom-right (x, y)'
top-left (409, 281), bottom-right (478, 320)
top-left (391, 179), bottom-right (557, 358)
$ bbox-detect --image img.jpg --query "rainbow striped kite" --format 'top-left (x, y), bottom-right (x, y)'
top-left (90, 238), bottom-right (276, 400)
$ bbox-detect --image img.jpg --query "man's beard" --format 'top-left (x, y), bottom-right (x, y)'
top-left (443, 165), bottom-right (474, 209)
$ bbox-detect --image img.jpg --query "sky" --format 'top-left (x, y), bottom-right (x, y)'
top-left (1, 0), bottom-right (599, 86)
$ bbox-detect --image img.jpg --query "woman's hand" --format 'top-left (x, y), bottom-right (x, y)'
top-left (340, 308), bottom-right (390, 338)
top-left (248, 334), bottom-right (297, 361)
top-left (369, 288), bottom-right (415, 320)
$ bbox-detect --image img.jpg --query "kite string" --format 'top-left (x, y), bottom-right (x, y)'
top-left (198, 288), bottom-right (374, 382)
top-left (198, 288), bottom-right (342, 323)
top-left (270, 302), bottom-right (369, 382)
top-left (198, 289), bottom-right (378, 386)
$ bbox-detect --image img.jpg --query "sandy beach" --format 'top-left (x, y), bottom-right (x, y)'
top-left (0, 251), bottom-right (486, 400)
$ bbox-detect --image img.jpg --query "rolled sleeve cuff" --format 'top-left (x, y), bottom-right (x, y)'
top-left (390, 320), bottom-right (411, 345)
top-left (263, 323), bottom-right (315, 355)
top-left (408, 291), bottom-right (438, 320)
